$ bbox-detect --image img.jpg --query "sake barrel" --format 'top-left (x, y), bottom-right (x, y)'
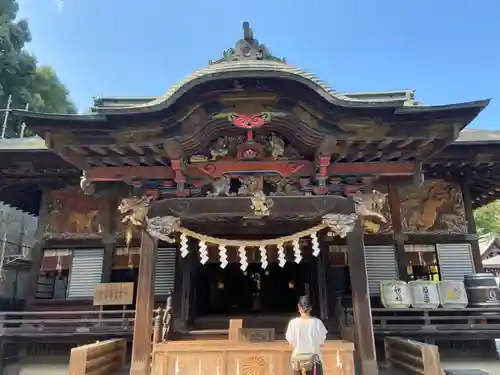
top-left (464, 273), bottom-right (500, 307)
top-left (408, 280), bottom-right (440, 309)
top-left (438, 281), bottom-right (468, 308)
top-left (380, 280), bottom-right (411, 308)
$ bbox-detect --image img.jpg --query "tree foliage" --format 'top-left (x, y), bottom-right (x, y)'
top-left (1, 0), bottom-right (75, 135)
top-left (30, 66), bottom-right (76, 114)
top-left (474, 200), bottom-right (500, 236)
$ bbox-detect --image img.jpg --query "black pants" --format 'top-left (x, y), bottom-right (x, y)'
top-left (294, 362), bottom-right (323, 375)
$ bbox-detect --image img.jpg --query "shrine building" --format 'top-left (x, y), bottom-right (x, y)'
top-left (0, 22), bottom-right (499, 375)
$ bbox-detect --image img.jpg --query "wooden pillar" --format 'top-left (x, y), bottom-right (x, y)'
top-left (317, 243), bottom-right (329, 321)
top-left (178, 248), bottom-right (193, 330)
top-left (347, 218), bottom-right (378, 375)
top-left (100, 196), bottom-right (120, 283)
top-left (461, 179), bottom-right (483, 272)
top-left (388, 182), bottom-right (409, 281)
top-left (130, 231), bottom-right (158, 375)
top-left (25, 189), bottom-right (51, 305)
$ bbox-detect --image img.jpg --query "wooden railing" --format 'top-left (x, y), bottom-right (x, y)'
top-left (384, 337), bottom-right (443, 375)
top-left (344, 307), bottom-right (500, 337)
top-left (69, 339), bottom-right (127, 375)
top-left (0, 310), bottom-right (135, 337)
top-left (152, 319), bottom-right (355, 375)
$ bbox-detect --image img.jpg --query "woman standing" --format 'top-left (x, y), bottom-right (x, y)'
top-left (285, 295), bottom-right (327, 375)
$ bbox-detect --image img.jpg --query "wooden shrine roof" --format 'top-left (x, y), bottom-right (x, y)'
top-left (9, 84), bottom-right (488, 173)
top-left (7, 22), bottom-right (489, 173)
top-left (0, 141), bottom-right (79, 214)
top-left (0, 22), bottom-right (496, 213)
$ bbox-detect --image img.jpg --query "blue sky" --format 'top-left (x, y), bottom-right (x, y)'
top-left (17, 0), bottom-right (500, 129)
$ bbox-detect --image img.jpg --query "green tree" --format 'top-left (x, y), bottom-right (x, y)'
top-left (30, 66), bottom-right (76, 114)
top-left (1, 0), bottom-right (76, 136)
top-left (0, 0), bottom-right (36, 108)
top-left (474, 200), bottom-right (500, 236)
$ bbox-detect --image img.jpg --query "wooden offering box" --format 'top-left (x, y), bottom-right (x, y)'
top-left (151, 340), bottom-right (355, 375)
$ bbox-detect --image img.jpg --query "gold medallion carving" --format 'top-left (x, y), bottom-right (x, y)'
top-left (241, 356), bottom-right (266, 375)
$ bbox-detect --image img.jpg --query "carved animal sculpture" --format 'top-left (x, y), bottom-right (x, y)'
top-left (209, 137), bottom-right (229, 160)
top-left (118, 195), bottom-right (154, 247)
top-left (67, 211), bottom-right (99, 233)
top-left (267, 132), bottom-right (285, 160)
top-left (322, 213), bottom-right (357, 238)
top-left (146, 216), bottom-right (181, 243)
top-left (250, 191), bottom-right (274, 216)
top-left (406, 183), bottom-right (451, 232)
top-left (238, 175), bottom-right (261, 196)
top-left (266, 175), bottom-right (300, 195)
top-left (352, 190), bottom-right (388, 233)
top-left (207, 175), bottom-right (233, 197)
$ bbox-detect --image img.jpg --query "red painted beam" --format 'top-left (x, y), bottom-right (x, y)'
top-left (87, 161), bottom-right (417, 182)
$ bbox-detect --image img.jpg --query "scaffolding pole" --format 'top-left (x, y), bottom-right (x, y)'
top-left (1, 95), bottom-right (12, 139)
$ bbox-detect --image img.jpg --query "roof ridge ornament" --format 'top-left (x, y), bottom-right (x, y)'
top-left (209, 22), bottom-right (286, 65)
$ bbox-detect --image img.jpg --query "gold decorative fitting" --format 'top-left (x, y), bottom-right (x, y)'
top-left (241, 356), bottom-right (266, 375)
top-left (250, 191), bottom-right (274, 216)
top-left (118, 195), bottom-right (154, 247)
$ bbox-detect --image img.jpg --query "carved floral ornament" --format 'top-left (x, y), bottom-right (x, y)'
top-left (117, 195), bottom-right (359, 269)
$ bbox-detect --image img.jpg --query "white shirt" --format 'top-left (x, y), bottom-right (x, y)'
top-left (285, 316), bottom-right (327, 361)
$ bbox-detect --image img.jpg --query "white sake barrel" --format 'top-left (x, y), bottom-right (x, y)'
top-left (438, 280), bottom-right (468, 308)
top-left (380, 280), bottom-right (411, 308)
top-left (409, 280), bottom-right (440, 309)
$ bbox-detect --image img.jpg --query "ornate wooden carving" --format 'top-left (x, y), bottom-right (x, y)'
top-left (44, 187), bottom-right (106, 237)
top-left (192, 160), bottom-right (309, 179)
top-left (152, 340), bottom-right (355, 375)
top-left (399, 179), bottom-right (467, 234)
top-left (86, 162), bottom-right (417, 183)
top-left (148, 195), bottom-right (353, 219)
top-left (191, 133), bottom-right (293, 163)
top-left (353, 185), bottom-right (392, 234)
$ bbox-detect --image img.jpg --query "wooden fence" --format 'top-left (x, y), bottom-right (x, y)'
top-left (69, 339), bottom-right (127, 375)
top-left (385, 337), bottom-right (443, 375)
top-left (344, 307), bottom-right (500, 338)
top-left (0, 310), bottom-right (135, 337)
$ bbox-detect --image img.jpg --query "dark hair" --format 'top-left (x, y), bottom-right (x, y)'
top-left (298, 295), bottom-right (312, 313)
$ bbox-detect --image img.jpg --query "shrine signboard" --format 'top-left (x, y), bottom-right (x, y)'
top-left (93, 282), bottom-right (134, 306)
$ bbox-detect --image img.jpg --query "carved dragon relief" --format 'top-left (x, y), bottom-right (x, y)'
top-left (351, 190), bottom-right (391, 234)
top-left (118, 195), bottom-right (154, 246)
top-left (115, 189), bottom-right (388, 244)
top-left (400, 180), bottom-right (467, 234)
